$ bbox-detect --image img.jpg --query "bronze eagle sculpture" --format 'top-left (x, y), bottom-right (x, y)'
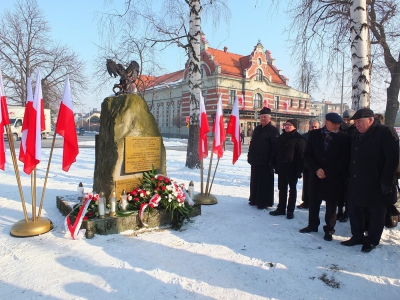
top-left (106, 59), bottom-right (140, 95)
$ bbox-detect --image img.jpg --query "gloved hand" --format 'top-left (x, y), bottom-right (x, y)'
top-left (381, 184), bottom-right (392, 194)
top-left (297, 172), bottom-right (302, 179)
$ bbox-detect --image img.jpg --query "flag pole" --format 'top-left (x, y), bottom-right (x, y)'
top-left (31, 171), bottom-right (36, 222)
top-left (5, 125), bottom-right (28, 222)
top-left (205, 140), bottom-right (214, 196)
top-left (207, 157), bottom-right (220, 195)
top-left (200, 159), bottom-right (204, 195)
top-left (38, 132), bottom-right (57, 220)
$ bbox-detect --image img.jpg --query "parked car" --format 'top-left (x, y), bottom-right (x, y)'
top-left (76, 127), bottom-right (85, 136)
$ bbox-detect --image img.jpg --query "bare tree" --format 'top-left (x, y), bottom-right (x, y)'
top-left (0, 0), bottom-right (87, 109)
top-left (98, 0), bottom-right (230, 168)
top-left (295, 60), bottom-right (319, 97)
top-left (284, 0), bottom-right (400, 126)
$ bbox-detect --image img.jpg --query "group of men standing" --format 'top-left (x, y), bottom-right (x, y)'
top-left (247, 107), bottom-right (399, 253)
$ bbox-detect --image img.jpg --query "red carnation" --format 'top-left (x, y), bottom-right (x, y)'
top-left (162, 186), bottom-right (166, 191)
top-left (165, 178), bottom-right (169, 184)
top-left (149, 204), bottom-right (154, 208)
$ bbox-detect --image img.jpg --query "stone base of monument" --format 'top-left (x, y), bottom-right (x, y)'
top-left (56, 195), bottom-right (201, 239)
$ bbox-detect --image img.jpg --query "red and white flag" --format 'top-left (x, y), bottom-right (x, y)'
top-left (0, 70), bottom-right (10, 170)
top-left (283, 100), bottom-right (289, 113)
top-left (263, 99), bottom-right (269, 108)
top-left (198, 92), bottom-right (210, 160)
top-left (238, 94), bottom-right (245, 110)
top-left (212, 94), bottom-right (225, 158)
top-left (226, 97), bottom-right (242, 164)
top-left (19, 77), bottom-right (33, 165)
top-left (56, 76), bottom-right (79, 171)
top-left (19, 69), bottom-right (45, 174)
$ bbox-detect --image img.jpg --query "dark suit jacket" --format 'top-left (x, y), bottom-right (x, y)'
top-left (347, 121), bottom-right (399, 207)
top-left (304, 127), bottom-right (350, 201)
top-left (248, 122), bottom-right (279, 166)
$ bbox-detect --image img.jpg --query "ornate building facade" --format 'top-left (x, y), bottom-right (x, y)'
top-left (143, 37), bottom-right (312, 137)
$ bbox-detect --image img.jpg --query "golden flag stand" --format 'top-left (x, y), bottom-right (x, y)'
top-left (193, 140), bottom-right (218, 205)
top-left (8, 126), bottom-right (53, 237)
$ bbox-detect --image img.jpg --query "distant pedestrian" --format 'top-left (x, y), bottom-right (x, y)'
top-left (241, 130), bottom-right (245, 144)
top-left (299, 113), bottom-right (350, 242)
top-left (269, 119), bottom-right (306, 219)
top-left (247, 108), bottom-right (279, 209)
top-left (297, 119), bottom-right (320, 210)
top-left (341, 108), bottom-right (399, 253)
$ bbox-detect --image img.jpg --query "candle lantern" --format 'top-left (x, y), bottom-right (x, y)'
top-left (98, 191), bottom-right (106, 218)
top-left (110, 190), bottom-right (117, 216)
top-left (120, 189), bottom-right (128, 211)
top-left (77, 182), bottom-right (84, 199)
top-left (188, 181), bottom-right (194, 199)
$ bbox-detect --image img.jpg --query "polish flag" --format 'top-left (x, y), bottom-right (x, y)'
top-left (19, 69), bottom-right (45, 174)
top-left (0, 70), bottom-right (10, 170)
top-left (56, 76), bottom-right (79, 171)
top-left (212, 94), bottom-right (225, 158)
top-left (283, 100), bottom-right (289, 113)
top-left (19, 77), bottom-right (33, 165)
top-left (198, 92), bottom-right (210, 160)
top-left (226, 97), bottom-right (242, 164)
top-left (238, 94), bottom-right (244, 110)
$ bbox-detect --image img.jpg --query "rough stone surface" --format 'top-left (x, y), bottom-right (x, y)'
top-left (93, 94), bottom-right (167, 200)
top-left (57, 196), bottom-right (201, 238)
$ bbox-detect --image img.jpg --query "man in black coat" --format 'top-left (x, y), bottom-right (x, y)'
top-left (299, 113), bottom-right (350, 241)
top-left (341, 108), bottom-right (399, 253)
top-left (247, 107), bottom-right (280, 209)
top-left (269, 119), bottom-right (306, 219)
top-left (297, 119), bottom-right (320, 209)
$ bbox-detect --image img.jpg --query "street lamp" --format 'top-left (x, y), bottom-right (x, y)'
top-left (88, 108), bottom-right (91, 132)
top-left (334, 48), bottom-right (345, 116)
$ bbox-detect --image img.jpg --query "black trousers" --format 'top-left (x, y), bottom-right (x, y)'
top-left (277, 174), bottom-right (298, 213)
top-left (348, 202), bottom-right (386, 245)
top-left (308, 196), bottom-right (338, 234)
top-left (249, 165), bottom-right (274, 207)
top-left (301, 168), bottom-right (310, 206)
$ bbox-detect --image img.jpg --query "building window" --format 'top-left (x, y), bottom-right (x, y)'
top-left (253, 93), bottom-right (262, 108)
top-left (290, 98), bottom-right (293, 107)
top-left (200, 65), bottom-right (205, 78)
top-left (255, 69), bottom-right (263, 81)
top-left (299, 100), bottom-right (302, 108)
top-left (202, 90), bottom-right (207, 104)
top-left (304, 101), bottom-right (307, 109)
top-left (229, 90), bottom-right (236, 105)
top-left (257, 57), bottom-right (262, 66)
top-left (274, 96), bottom-right (279, 109)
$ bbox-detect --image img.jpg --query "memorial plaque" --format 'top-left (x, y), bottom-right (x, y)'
top-left (115, 177), bottom-right (142, 198)
top-left (125, 137), bottom-right (161, 173)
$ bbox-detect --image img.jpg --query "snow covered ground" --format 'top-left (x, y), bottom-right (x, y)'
top-left (0, 138), bottom-right (399, 299)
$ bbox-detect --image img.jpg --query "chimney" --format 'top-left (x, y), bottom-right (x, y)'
top-left (223, 46), bottom-right (228, 53)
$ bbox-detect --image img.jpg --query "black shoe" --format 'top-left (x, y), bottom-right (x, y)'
top-left (339, 210), bottom-right (348, 222)
top-left (287, 212), bottom-right (294, 219)
top-left (297, 202), bottom-right (308, 209)
top-left (248, 202), bottom-right (255, 206)
top-left (340, 237), bottom-right (363, 246)
top-left (269, 209), bottom-right (285, 216)
top-left (257, 206), bottom-right (266, 210)
top-left (361, 243), bottom-right (376, 253)
top-left (299, 226), bottom-right (318, 233)
top-left (324, 233), bottom-right (333, 241)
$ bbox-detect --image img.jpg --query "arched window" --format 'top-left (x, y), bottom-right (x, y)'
top-left (255, 69), bottom-right (263, 81)
top-left (253, 93), bottom-right (262, 108)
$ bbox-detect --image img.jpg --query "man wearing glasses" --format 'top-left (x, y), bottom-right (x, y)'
top-left (341, 108), bottom-right (398, 252)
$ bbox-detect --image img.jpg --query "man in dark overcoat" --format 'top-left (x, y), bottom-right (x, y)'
top-left (299, 113), bottom-right (350, 241)
top-left (341, 108), bottom-right (399, 253)
top-left (269, 119), bottom-right (306, 219)
top-left (247, 107), bottom-right (279, 209)
top-left (297, 119), bottom-right (320, 209)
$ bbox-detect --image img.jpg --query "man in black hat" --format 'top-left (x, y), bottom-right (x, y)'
top-left (270, 119), bottom-right (306, 219)
top-left (247, 107), bottom-right (280, 209)
top-left (299, 112), bottom-right (350, 241)
top-left (341, 108), bottom-right (399, 253)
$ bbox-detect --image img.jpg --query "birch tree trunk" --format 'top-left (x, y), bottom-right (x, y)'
top-left (185, 0), bottom-right (202, 169)
top-left (350, 0), bottom-right (371, 110)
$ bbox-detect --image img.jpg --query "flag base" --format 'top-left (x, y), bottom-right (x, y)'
top-left (193, 193), bottom-right (218, 205)
top-left (10, 217), bottom-right (53, 237)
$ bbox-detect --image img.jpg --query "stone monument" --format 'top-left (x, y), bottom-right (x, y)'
top-left (93, 94), bottom-right (166, 201)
